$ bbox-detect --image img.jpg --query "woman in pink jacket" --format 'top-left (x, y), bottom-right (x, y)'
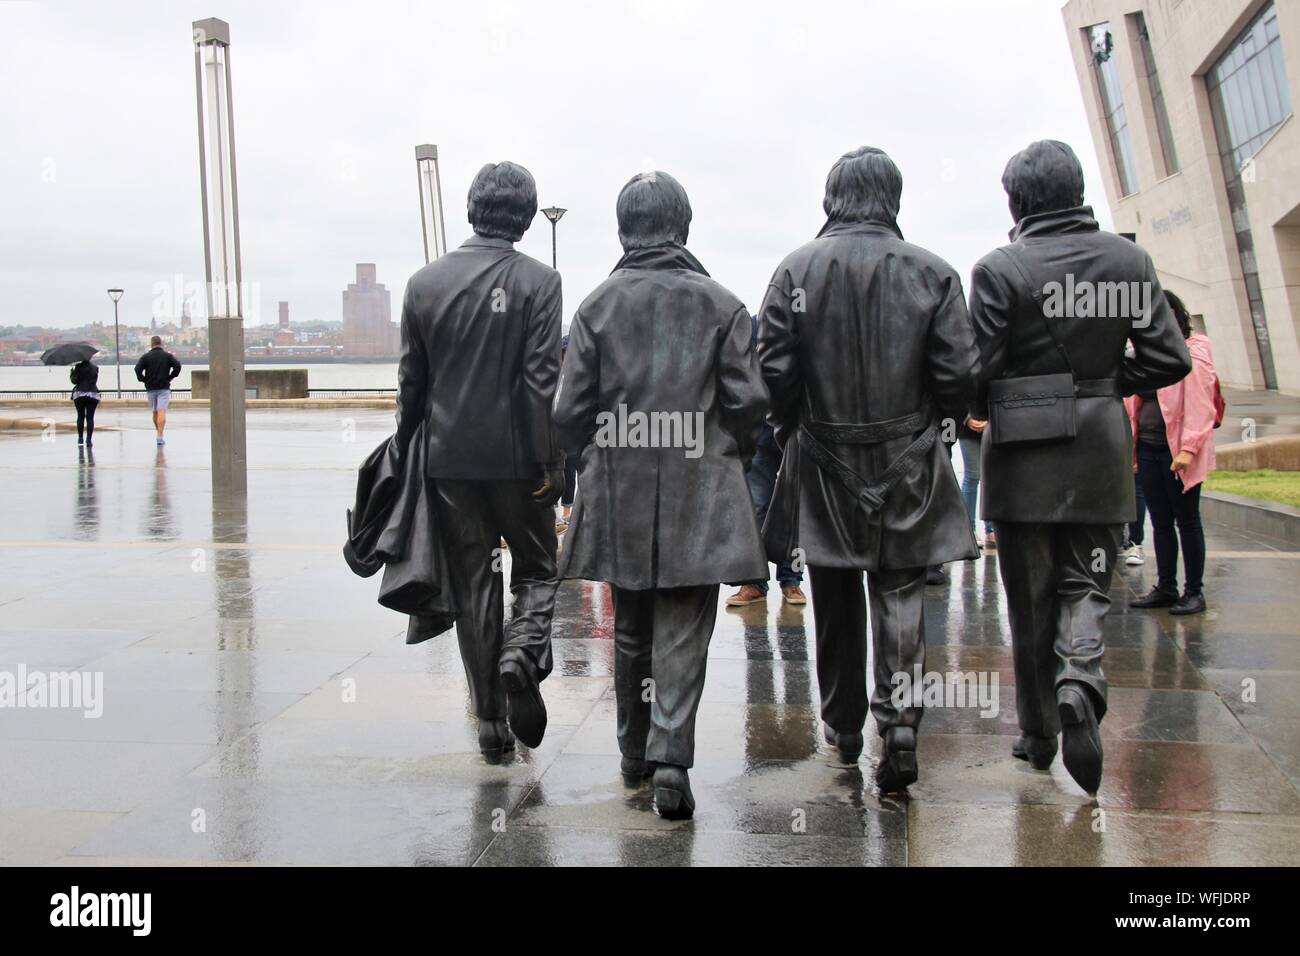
top-left (1129, 290), bottom-right (1217, 615)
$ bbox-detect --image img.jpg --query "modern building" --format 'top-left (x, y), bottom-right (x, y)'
top-left (1063, 0), bottom-right (1300, 392)
top-left (341, 263), bottom-right (398, 357)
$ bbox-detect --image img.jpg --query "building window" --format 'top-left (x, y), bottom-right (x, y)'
top-left (1087, 21), bottom-right (1139, 196)
top-left (1207, 2), bottom-right (1292, 390)
top-left (1132, 12), bottom-right (1179, 176)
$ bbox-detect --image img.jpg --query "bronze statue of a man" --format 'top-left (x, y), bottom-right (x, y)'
top-left (554, 171), bottom-right (769, 819)
top-left (757, 147), bottom-right (979, 792)
top-left (969, 140), bottom-right (1191, 796)
top-left (396, 161), bottom-right (565, 762)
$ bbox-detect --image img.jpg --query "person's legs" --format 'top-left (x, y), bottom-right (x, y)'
top-left (432, 480), bottom-right (506, 722)
top-left (1128, 472), bottom-right (1146, 547)
top-left (1137, 443), bottom-right (1179, 593)
top-left (561, 453), bottom-right (577, 518)
top-left (1172, 481), bottom-right (1206, 595)
top-left (866, 565), bottom-right (928, 733)
top-left (611, 585), bottom-right (653, 764)
top-left (958, 435), bottom-right (980, 533)
top-left (74, 398), bottom-right (87, 444)
top-left (84, 398), bottom-right (96, 445)
top-left (645, 584), bottom-right (718, 768)
top-left (993, 521), bottom-right (1060, 746)
top-left (745, 442), bottom-right (781, 595)
top-left (808, 565), bottom-right (868, 736)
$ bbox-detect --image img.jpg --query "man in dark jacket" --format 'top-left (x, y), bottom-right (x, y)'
top-left (969, 140), bottom-right (1192, 796)
top-left (134, 336), bottom-right (182, 445)
top-left (554, 171), bottom-right (768, 819)
top-left (757, 146), bottom-right (979, 792)
top-left (396, 160), bottom-right (564, 762)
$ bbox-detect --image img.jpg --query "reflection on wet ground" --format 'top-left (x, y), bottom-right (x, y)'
top-left (2, 406), bottom-right (1299, 865)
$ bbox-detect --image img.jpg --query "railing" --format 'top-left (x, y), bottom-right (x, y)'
top-left (0, 388), bottom-right (396, 399)
top-left (0, 388), bottom-right (194, 399)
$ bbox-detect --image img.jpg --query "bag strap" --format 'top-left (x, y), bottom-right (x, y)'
top-left (997, 247), bottom-right (1076, 380)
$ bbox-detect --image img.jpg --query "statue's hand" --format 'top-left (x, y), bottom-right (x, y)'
top-left (531, 462), bottom-right (565, 508)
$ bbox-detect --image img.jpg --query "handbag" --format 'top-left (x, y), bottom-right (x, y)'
top-left (987, 247), bottom-right (1078, 447)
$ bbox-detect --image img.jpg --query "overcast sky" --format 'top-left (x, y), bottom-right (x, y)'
top-left (0, 0), bottom-right (1113, 330)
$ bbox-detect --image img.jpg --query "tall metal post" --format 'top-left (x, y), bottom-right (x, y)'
top-left (193, 17), bottom-right (247, 495)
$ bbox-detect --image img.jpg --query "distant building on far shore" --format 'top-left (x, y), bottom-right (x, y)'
top-left (275, 301), bottom-right (296, 346)
top-left (342, 264), bottom-right (398, 357)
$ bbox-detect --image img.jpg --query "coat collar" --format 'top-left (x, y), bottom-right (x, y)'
top-left (611, 242), bottom-right (710, 276)
top-left (1009, 205), bottom-right (1100, 242)
top-left (461, 235), bottom-right (516, 250)
top-left (816, 218), bottom-right (904, 241)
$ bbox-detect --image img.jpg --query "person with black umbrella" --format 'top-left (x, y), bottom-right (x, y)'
top-left (39, 342), bottom-right (101, 448)
top-left (70, 358), bottom-right (100, 446)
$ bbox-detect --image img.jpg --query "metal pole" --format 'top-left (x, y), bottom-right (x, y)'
top-left (551, 219), bottom-right (558, 269)
top-left (113, 299), bottom-right (121, 398)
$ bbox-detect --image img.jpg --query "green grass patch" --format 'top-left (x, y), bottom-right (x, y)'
top-left (1204, 469), bottom-right (1300, 509)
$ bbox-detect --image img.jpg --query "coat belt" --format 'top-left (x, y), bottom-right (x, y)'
top-left (798, 402), bottom-right (937, 514)
top-left (805, 401), bottom-right (932, 444)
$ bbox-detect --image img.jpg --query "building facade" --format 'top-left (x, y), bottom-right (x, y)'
top-left (1063, 0), bottom-right (1300, 392)
top-left (341, 263), bottom-right (398, 358)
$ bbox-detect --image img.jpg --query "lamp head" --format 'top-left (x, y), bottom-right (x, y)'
top-left (541, 206), bottom-right (567, 224)
top-left (107, 289), bottom-right (124, 303)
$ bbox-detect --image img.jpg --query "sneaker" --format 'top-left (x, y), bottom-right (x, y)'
top-left (781, 585), bottom-right (807, 606)
top-left (1125, 545), bottom-right (1145, 566)
top-left (156, 437), bottom-right (166, 446)
top-left (555, 518), bottom-right (569, 534)
top-left (926, 565), bottom-right (948, 586)
top-left (726, 584), bottom-right (767, 607)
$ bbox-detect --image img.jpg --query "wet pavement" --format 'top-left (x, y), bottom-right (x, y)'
top-left (2, 403), bottom-right (1299, 866)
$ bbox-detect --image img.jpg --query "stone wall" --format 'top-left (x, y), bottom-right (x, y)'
top-left (192, 368), bottom-right (308, 400)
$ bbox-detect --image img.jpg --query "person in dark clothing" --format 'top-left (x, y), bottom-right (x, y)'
top-left (70, 359), bottom-right (100, 447)
top-left (969, 140), bottom-right (1192, 796)
top-left (758, 146), bottom-right (979, 793)
top-left (557, 333), bottom-right (578, 533)
top-left (554, 170), bottom-right (769, 819)
top-left (727, 314), bottom-right (807, 608)
top-left (134, 336), bottom-right (182, 446)
top-left (396, 160), bottom-right (563, 762)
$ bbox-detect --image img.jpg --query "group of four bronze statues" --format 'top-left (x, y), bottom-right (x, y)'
top-left (387, 140), bottom-right (1192, 819)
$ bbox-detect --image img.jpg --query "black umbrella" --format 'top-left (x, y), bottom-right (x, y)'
top-left (40, 342), bottom-right (99, 366)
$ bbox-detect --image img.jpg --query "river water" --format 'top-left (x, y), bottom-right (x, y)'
top-left (0, 362), bottom-right (401, 392)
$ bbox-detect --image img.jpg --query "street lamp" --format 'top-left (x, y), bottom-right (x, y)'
top-left (106, 288), bottom-right (123, 398)
top-left (193, 16), bottom-right (247, 495)
top-left (415, 144), bottom-right (447, 263)
top-left (540, 206), bottom-right (567, 269)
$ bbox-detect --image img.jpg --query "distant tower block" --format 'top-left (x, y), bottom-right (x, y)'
top-left (279, 301), bottom-right (289, 330)
top-left (342, 263), bottom-right (397, 357)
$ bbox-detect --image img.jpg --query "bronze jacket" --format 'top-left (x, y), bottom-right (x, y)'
top-left (757, 219), bottom-right (979, 572)
top-left (969, 206), bottom-right (1192, 524)
top-left (554, 243), bottom-right (769, 590)
top-left (396, 235), bottom-right (562, 480)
